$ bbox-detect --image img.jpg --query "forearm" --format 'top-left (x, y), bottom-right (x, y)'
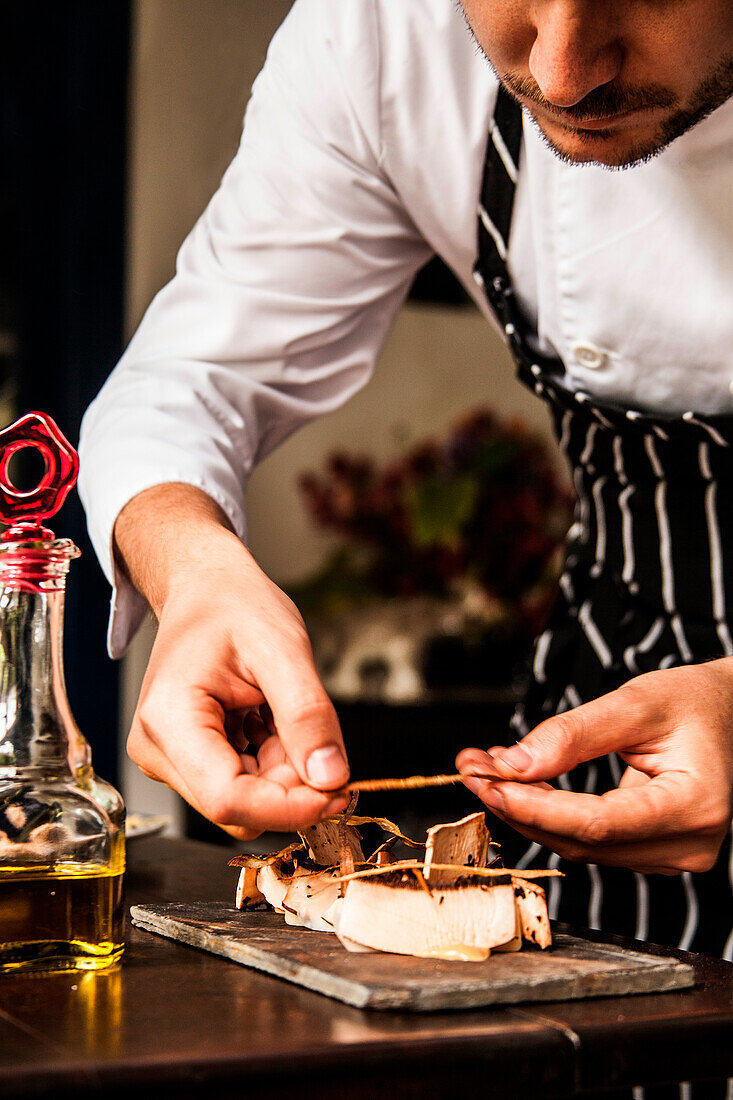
top-left (114, 482), bottom-right (350, 832)
top-left (113, 482), bottom-right (249, 620)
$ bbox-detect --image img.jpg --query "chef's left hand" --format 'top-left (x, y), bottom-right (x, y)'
top-left (457, 660), bottom-right (733, 875)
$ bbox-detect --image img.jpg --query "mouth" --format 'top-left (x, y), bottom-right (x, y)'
top-left (530, 103), bottom-right (665, 135)
top-left (565, 111), bottom-right (636, 131)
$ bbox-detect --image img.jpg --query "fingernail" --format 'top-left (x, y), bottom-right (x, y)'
top-left (306, 745), bottom-right (348, 788)
top-left (322, 796), bottom-right (349, 818)
top-left (494, 743), bottom-right (532, 774)
top-left (467, 751), bottom-right (501, 778)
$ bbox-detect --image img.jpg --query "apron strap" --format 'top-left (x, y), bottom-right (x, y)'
top-left (476, 85), bottom-right (523, 290)
top-left (474, 87), bottom-right (565, 379)
top-left (471, 84), bottom-right (733, 966)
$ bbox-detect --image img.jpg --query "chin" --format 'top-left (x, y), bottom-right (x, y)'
top-left (534, 117), bottom-right (668, 170)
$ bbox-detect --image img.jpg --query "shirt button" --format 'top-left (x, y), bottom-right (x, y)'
top-left (573, 342), bottom-right (607, 370)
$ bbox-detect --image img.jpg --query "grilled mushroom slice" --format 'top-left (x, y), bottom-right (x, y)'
top-left (513, 878), bottom-right (552, 949)
top-left (335, 869), bottom-right (517, 960)
top-left (235, 864), bottom-right (266, 910)
top-left (299, 818), bottom-right (364, 866)
top-left (230, 813), bottom-right (557, 957)
top-left (423, 812), bottom-right (492, 887)
top-left (281, 869), bottom-right (342, 931)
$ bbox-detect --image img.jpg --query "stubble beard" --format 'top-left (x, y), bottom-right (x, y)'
top-left (501, 57), bottom-right (733, 169)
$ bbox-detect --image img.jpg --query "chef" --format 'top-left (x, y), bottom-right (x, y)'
top-left (79, 0), bottom-right (733, 959)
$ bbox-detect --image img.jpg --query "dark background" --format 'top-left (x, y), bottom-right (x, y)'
top-left (2, 3), bottom-right (131, 783)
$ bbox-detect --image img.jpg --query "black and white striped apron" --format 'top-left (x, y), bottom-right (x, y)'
top-left (473, 87), bottom-right (733, 966)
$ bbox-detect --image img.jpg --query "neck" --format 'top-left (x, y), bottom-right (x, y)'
top-left (0, 584), bottom-right (73, 780)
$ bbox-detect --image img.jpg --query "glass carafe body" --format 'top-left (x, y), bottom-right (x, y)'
top-left (0, 537), bottom-right (125, 972)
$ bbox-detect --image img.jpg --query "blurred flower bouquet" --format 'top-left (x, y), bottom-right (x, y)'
top-left (290, 410), bottom-right (572, 700)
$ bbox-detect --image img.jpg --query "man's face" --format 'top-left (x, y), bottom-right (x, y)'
top-left (460, 0), bottom-right (733, 168)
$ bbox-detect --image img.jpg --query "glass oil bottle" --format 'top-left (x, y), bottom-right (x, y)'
top-left (0, 412), bottom-right (125, 971)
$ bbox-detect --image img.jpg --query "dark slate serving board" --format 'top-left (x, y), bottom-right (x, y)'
top-left (130, 903), bottom-right (695, 1012)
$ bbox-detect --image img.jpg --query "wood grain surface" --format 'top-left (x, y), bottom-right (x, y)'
top-left (0, 837), bottom-right (728, 1100)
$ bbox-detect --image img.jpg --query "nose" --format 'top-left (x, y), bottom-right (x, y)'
top-left (528, 2), bottom-right (622, 107)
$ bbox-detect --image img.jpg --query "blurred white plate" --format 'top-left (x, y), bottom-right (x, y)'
top-left (125, 813), bottom-right (172, 841)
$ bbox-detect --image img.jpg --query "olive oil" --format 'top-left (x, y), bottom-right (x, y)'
top-left (0, 864), bottom-right (125, 972)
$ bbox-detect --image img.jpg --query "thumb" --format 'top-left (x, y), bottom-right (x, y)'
top-left (478, 690), bottom-right (644, 782)
top-left (255, 647), bottom-right (350, 792)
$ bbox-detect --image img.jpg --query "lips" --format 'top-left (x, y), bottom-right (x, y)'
top-left (553, 104), bottom-right (668, 134)
top-left (522, 98), bottom-right (639, 134)
top-left (565, 111), bottom-right (635, 131)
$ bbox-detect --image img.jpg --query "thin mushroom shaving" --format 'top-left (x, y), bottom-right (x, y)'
top-left (230, 812), bottom-right (560, 960)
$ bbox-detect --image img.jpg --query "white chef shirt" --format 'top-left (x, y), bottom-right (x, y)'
top-left (78, 0), bottom-right (733, 657)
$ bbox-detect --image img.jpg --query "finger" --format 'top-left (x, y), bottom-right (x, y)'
top-left (242, 709), bottom-right (270, 751)
top-left (254, 731), bottom-right (288, 772)
top-left (253, 646), bottom-right (350, 791)
top-left (147, 727), bottom-right (347, 832)
top-left (132, 729), bottom-right (303, 842)
top-left (470, 806), bottom-right (722, 874)
top-left (618, 764), bottom-right (651, 790)
top-left (458, 754), bottom-right (555, 792)
top-left (463, 683), bottom-right (656, 782)
top-left (225, 708), bottom-right (250, 753)
top-left (458, 747), bottom-right (515, 779)
top-left (128, 727), bottom-right (264, 838)
top-left (461, 771), bottom-right (697, 845)
top-left (259, 701), bottom-right (277, 736)
top-left (131, 701), bottom-right (348, 832)
top-left (132, 734), bottom-right (260, 836)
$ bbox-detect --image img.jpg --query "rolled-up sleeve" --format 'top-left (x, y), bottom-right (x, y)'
top-left (78, 0), bottom-right (431, 657)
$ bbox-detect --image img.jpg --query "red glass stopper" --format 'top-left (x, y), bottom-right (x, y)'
top-left (0, 412), bottom-right (79, 539)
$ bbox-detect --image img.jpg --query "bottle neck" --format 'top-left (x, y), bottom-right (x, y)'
top-left (0, 554), bottom-right (78, 781)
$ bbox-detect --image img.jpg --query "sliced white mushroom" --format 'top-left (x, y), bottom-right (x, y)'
top-left (423, 812), bottom-right (491, 887)
top-left (493, 902), bottom-right (522, 952)
top-left (338, 936), bottom-right (378, 954)
top-left (299, 818), bottom-right (364, 866)
top-left (281, 869), bottom-right (342, 932)
top-left (513, 878), bottom-right (552, 949)
top-left (235, 865), bottom-right (265, 910)
top-left (232, 813), bottom-right (555, 960)
top-left (257, 860), bottom-right (303, 912)
top-left (336, 874), bottom-right (517, 959)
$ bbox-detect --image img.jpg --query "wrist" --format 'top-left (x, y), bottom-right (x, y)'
top-left (113, 483), bottom-right (249, 619)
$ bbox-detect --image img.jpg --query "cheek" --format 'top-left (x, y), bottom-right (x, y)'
top-left (681, 8), bottom-right (733, 88)
top-left (626, 5), bottom-right (733, 101)
top-left (460, 0), bottom-right (534, 75)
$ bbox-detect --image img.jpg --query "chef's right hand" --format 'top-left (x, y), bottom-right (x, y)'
top-left (114, 484), bottom-right (351, 840)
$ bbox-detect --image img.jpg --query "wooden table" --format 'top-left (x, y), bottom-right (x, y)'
top-left (0, 837), bottom-right (731, 1099)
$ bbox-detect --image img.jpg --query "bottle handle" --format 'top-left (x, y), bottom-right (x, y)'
top-left (0, 412), bottom-right (79, 536)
